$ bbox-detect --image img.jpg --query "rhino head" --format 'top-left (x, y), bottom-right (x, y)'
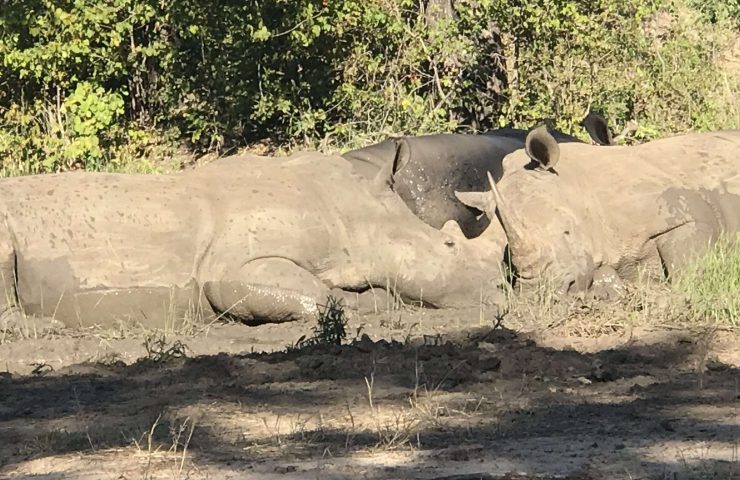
top-left (456, 125), bottom-right (600, 294)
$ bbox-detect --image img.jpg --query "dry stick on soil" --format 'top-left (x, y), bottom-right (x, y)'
top-left (695, 327), bottom-right (719, 390)
top-left (261, 415), bottom-right (283, 446)
top-left (360, 274), bottom-right (380, 315)
top-left (71, 386), bottom-right (97, 453)
top-left (365, 366), bottom-right (376, 413)
top-left (344, 399), bottom-right (357, 449)
top-left (364, 359), bottom-right (419, 448)
top-left (173, 416), bottom-right (196, 477)
top-left (136, 413), bottom-right (164, 480)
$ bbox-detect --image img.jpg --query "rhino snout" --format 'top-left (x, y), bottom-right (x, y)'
top-left (558, 269), bottom-right (594, 295)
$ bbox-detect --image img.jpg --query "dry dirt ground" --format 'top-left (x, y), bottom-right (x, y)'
top-left (1, 303), bottom-right (739, 480)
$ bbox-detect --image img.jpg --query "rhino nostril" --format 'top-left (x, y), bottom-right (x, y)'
top-left (444, 240), bottom-right (455, 247)
top-left (560, 277), bottom-right (576, 294)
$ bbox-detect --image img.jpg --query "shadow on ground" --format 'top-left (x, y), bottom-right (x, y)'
top-left (1, 325), bottom-right (738, 479)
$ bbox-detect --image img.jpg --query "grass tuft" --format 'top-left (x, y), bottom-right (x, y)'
top-left (142, 333), bottom-right (190, 363)
top-left (673, 233), bottom-right (740, 326)
top-left (287, 296), bottom-right (348, 351)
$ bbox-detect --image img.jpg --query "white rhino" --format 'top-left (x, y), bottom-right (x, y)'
top-left (342, 114), bottom-right (615, 239)
top-left (457, 126), bottom-right (740, 294)
top-left (0, 151), bottom-right (506, 329)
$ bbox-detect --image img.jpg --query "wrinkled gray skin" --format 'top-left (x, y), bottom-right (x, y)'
top-left (343, 116), bottom-right (612, 239)
top-left (0, 151), bottom-right (506, 330)
top-left (460, 126), bottom-right (740, 294)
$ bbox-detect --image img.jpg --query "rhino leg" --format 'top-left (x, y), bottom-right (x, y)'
top-left (655, 223), bottom-right (715, 279)
top-left (0, 227), bottom-right (19, 321)
top-left (0, 227), bottom-right (61, 333)
top-left (329, 287), bottom-right (395, 315)
top-left (203, 258), bottom-right (333, 325)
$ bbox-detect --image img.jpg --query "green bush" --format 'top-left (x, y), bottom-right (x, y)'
top-left (1, 0), bottom-right (738, 172)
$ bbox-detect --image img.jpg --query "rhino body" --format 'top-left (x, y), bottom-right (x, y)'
top-left (0, 152), bottom-right (505, 329)
top-left (482, 128), bottom-right (740, 293)
top-left (342, 123), bottom-right (610, 239)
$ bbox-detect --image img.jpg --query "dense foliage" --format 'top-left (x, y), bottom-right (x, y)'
top-left (1, 0), bottom-right (738, 172)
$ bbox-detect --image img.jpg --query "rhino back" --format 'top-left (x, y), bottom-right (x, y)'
top-left (0, 172), bottom-right (210, 293)
top-left (191, 153), bottom-right (395, 288)
top-left (610, 132), bottom-right (740, 247)
top-left (483, 127), bottom-right (583, 144)
top-left (554, 131), bottom-right (740, 199)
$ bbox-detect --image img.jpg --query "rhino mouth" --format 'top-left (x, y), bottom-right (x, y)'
top-left (512, 258), bottom-right (553, 284)
top-left (514, 265), bottom-right (584, 294)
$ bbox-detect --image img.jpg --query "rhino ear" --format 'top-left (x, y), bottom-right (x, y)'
top-left (454, 190), bottom-right (495, 217)
top-left (392, 137), bottom-right (412, 174)
top-left (582, 112), bottom-right (614, 146)
top-left (525, 124), bottom-right (560, 171)
top-left (373, 137), bottom-right (411, 189)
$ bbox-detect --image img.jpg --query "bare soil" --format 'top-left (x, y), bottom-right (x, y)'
top-left (1, 305), bottom-right (739, 480)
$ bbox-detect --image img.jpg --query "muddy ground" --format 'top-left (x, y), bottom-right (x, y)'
top-left (1, 304), bottom-right (739, 480)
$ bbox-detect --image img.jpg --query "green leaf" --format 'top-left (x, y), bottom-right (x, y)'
top-left (252, 25), bottom-right (271, 41)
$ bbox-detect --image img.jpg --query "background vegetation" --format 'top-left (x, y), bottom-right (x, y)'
top-left (1, 0), bottom-right (738, 174)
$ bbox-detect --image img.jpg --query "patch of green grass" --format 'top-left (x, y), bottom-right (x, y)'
top-left (673, 233), bottom-right (740, 326)
top-left (287, 296), bottom-right (348, 351)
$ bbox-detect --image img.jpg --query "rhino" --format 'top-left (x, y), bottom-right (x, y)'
top-left (457, 125), bottom-right (740, 294)
top-left (0, 151), bottom-right (507, 330)
top-left (342, 114), bottom-right (614, 238)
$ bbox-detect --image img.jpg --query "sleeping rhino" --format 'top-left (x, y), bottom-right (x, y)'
top-left (0, 151), bottom-right (507, 330)
top-left (457, 126), bottom-right (740, 294)
top-left (342, 114), bottom-right (614, 239)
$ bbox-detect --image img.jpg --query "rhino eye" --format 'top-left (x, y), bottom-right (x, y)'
top-left (564, 230), bottom-right (570, 235)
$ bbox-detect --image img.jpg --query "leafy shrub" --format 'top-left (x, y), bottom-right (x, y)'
top-left (288, 296), bottom-right (349, 351)
top-left (1, 0), bottom-right (738, 172)
top-left (689, 0), bottom-right (740, 27)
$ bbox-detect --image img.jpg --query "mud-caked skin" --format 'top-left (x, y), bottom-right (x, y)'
top-left (459, 126), bottom-right (740, 294)
top-left (342, 116), bottom-right (613, 239)
top-left (0, 152), bottom-right (507, 329)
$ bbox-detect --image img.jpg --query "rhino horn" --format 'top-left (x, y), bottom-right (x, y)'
top-left (486, 171), bottom-right (527, 260)
top-left (526, 125), bottom-right (560, 171)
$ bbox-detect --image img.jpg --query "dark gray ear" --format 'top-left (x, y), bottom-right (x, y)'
top-left (525, 124), bottom-right (560, 171)
top-left (373, 137), bottom-right (411, 189)
top-left (392, 137), bottom-right (412, 175)
top-left (582, 112), bottom-right (614, 146)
